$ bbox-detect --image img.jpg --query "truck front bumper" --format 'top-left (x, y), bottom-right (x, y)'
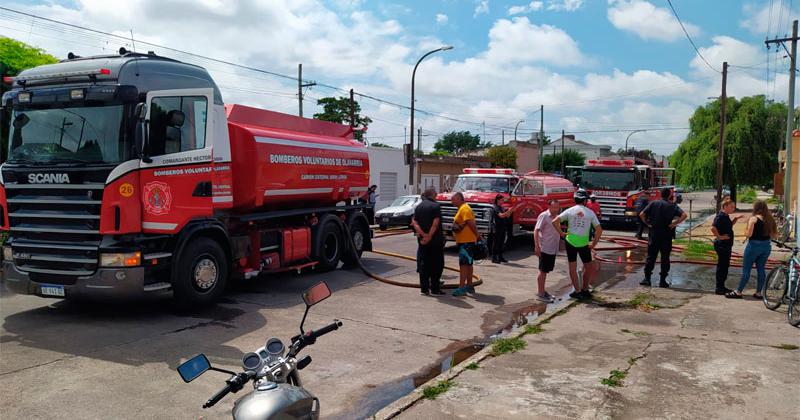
top-left (1, 261), bottom-right (157, 300)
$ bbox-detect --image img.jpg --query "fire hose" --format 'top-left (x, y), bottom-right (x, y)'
top-left (343, 224), bottom-right (482, 289)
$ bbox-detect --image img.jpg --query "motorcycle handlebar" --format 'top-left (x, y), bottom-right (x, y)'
top-left (307, 320), bottom-right (342, 340)
top-left (203, 384), bottom-right (231, 409)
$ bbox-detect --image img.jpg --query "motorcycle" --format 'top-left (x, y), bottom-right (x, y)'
top-left (177, 281), bottom-right (342, 419)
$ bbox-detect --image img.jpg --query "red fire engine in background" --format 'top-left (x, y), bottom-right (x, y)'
top-left (1, 52), bottom-right (371, 306)
top-left (566, 159), bottom-right (676, 226)
top-left (436, 168), bottom-right (575, 241)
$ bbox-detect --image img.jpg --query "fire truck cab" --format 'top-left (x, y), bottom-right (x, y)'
top-left (566, 159), bottom-right (675, 225)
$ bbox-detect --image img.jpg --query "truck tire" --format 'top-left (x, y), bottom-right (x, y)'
top-left (173, 237), bottom-right (228, 307)
top-left (342, 216), bottom-right (369, 267)
top-left (313, 216), bottom-right (342, 272)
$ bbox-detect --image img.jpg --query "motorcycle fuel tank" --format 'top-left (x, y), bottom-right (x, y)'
top-left (232, 383), bottom-right (318, 420)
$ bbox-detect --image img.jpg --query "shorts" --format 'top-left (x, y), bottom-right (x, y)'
top-left (538, 252), bottom-right (556, 272)
top-left (565, 241), bottom-right (592, 263)
top-left (458, 243), bottom-right (475, 266)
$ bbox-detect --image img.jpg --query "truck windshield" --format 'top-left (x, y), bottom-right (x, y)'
top-left (453, 177), bottom-right (510, 193)
top-left (581, 170), bottom-right (637, 191)
top-left (8, 104), bottom-right (130, 164)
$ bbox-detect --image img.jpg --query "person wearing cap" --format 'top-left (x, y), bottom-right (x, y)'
top-left (552, 189), bottom-right (603, 300)
top-left (639, 187), bottom-right (687, 288)
top-left (587, 194), bottom-right (602, 217)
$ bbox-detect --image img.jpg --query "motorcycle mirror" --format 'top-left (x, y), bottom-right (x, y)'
top-left (177, 354), bottom-right (211, 383)
top-left (302, 281), bottom-right (331, 307)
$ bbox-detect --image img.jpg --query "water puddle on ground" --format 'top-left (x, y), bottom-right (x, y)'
top-left (338, 342), bottom-right (485, 420)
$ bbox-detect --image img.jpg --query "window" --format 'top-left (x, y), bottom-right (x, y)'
top-left (149, 96), bottom-right (207, 155)
top-left (520, 179), bottom-right (544, 196)
top-left (379, 172), bottom-right (398, 202)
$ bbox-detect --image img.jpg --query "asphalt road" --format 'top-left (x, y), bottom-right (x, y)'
top-left (0, 191), bottom-right (717, 419)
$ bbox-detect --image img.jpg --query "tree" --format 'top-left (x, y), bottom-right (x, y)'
top-left (433, 130), bottom-right (482, 155)
top-left (486, 146), bottom-right (517, 169)
top-left (369, 142), bottom-right (393, 148)
top-left (617, 148), bottom-right (656, 162)
top-left (670, 95), bottom-right (785, 200)
top-left (542, 149), bottom-right (585, 173)
top-left (313, 96), bottom-right (372, 142)
top-left (0, 37), bottom-right (58, 162)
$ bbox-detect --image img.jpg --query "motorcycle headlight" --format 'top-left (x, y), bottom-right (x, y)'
top-left (100, 252), bottom-right (141, 267)
top-left (3, 246), bottom-right (12, 261)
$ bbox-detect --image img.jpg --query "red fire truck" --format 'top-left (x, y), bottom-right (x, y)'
top-left (436, 168), bottom-right (574, 241)
top-left (566, 159), bottom-right (675, 225)
top-left (0, 51), bottom-right (372, 306)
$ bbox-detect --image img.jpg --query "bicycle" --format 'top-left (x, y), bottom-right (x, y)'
top-left (762, 240), bottom-right (800, 327)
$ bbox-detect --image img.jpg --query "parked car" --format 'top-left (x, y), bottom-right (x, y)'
top-left (375, 195), bottom-right (421, 230)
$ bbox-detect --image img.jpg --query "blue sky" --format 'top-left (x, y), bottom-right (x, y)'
top-left (1, 1), bottom-right (796, 155)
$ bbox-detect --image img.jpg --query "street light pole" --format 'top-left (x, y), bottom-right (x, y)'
top-left (625, 130), bottom-right (645, 155)
top-left (409, 45), bottom-right (453, 193)
top-left (514, 120), bottom-right (524, 142)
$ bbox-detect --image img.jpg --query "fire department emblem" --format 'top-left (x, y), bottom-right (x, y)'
top-left (144, 181), bottom-right (173, 215)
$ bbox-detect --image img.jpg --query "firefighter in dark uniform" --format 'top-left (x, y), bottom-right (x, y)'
top-left (634, 194), bottom-right (649, 239)
top-left (639, 188), bottom-right (687, 288)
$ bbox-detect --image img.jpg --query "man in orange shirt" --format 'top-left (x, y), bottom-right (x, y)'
top-left (451, 192), bottom-right (478, 297)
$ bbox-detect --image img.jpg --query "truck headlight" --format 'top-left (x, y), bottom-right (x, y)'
top-left (100, 252), bottom-right (141, 267)
top-left (3, 246), bottom-right (12, 261)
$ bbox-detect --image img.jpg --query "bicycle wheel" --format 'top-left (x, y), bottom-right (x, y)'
top-left (788, 296), bottom-right (800, 327)
top-left (763, 266), bottom-right (788, 310)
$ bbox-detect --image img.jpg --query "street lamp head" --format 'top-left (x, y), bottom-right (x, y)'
top-left (440, 45), bottom-right (454, 51)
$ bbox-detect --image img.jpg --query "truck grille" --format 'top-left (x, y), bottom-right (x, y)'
top-left (439, 202), bottom-right (494, 235)
top-left (5, 182), bottom-right (103, 277)
top-left (595, 196), bottom-right (628, 217)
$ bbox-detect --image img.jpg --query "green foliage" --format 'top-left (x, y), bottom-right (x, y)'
top-left (491, 337), bottom-right (527, 355)
top-left (542, 149), bottom-right (586, 173)
top-left (434, 131), bottom-right (482, 155)
top-left (600, 369), bottom-right (627, 387)
top-left (772, 343), bottom-right (799, 350)
top-left (486, 145), bottom-right (517, 169)
top-left (369, 142), bottom-right (393, 148)
top-left (674, 239), bottom-right (715, 259)
top-left (0, 37), bottom-right (59, 162)
top-left (618, 148), bottom-right (656, 162)
top-left (671, 96), bottom-right (785, 189)
top-left (429, 150), bottom-right (451, 156)
top-left (627, 292), bottom-right (662, 312)
top-left (524, 324), bottom-right (544, 335)
top-left (738, 187), bottom-right (757, 203)
top-left (422, 380), bottom-right (455, 399)
top-left (464, 362), bottom-right (480, 370)
top-left (313, 96), bottom-right (372, 141)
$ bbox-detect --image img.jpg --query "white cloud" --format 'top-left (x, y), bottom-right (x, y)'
top-left (508, 1), bottom-right (544, 15)
top-left (474, 0), bottom-right (490, 17)
top-left (547, 0), bottom-right (583, 12)
top-left (485, 17), bottom-right (584, 64)
top-left (607, 0), bottom-right (700, 42)
top-left (739, 2), bottom-right (798, 35)
top-left (435, 13), bottom-right (448, 25)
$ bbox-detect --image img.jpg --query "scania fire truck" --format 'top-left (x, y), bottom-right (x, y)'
top-left (436, 168), bottom-right (574, 241)
top-left (566, 159), bottom-right (675, 226)
top-left (0, 51), bottom-right (372, 306)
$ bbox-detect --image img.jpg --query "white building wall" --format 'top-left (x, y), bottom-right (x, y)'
top-left (367, 147), bottom-right (410, 210)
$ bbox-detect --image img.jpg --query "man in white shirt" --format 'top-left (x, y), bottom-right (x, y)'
top-left (552, 189), bottom-right (603, 300)
top-left (534, 199), bottom-right (561, 302)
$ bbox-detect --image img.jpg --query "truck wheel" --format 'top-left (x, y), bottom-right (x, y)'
top-left (379, 224), bottom-right (388, 231)
top-left (343, 216), bottom-right (369, 267)
top-left (313, 218), bottom-right (342, 272)
top-left (173, 237), bottom-right (228, 307)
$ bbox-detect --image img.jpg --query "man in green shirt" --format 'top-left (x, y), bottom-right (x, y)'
top-left (552, 189), bottom-right (603, 299)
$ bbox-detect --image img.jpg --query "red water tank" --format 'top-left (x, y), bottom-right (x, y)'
top-left (225, 105), bottom-right (370, 212)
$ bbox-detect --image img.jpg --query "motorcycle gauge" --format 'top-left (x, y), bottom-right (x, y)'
top-left (242, 352), bottom-right (263, 372)
top-left (265, 337), bottom-right (285, 356)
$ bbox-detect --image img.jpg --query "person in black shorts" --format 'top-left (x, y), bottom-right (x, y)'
top-left (535, 200), bottom-right (560, 302)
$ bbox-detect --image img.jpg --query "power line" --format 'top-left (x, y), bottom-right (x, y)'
top-left (665, 0), bottom-right (720, 73)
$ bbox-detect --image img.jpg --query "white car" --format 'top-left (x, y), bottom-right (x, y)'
top-left (375, 195), bottom-right (421, 230)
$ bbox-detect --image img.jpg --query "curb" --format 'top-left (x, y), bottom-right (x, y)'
top-left (371, 293), bottom-right (587, 419)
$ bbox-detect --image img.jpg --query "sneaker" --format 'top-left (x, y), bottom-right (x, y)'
top-left (639, 279), bottom-right (651, 286)
top-left (537, 292), bottom-right (555, 303)
top-left (420, 290), bottom-right (430, 296)
top-left (430, 290), bottom-right (446, 296)
top-left (569, 290), bottom-right (581, 299)
top-left (452, 287), bottom-right (467, 297)
top-left (467, 286), bottom-right (476, 293)
top-left (659, 280), bottom-right (670, 288)
top-left (491, 258), bottom-right (501, 264)
top-left (715, 288), bottom-right (732, 295)
top-left (577, 290), bottom-right (592, 300)
top-left (499, 257), bottom-right (509, 263)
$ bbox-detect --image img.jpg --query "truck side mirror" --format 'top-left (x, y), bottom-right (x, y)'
top-left (134, 103), bottom-right (152, 163)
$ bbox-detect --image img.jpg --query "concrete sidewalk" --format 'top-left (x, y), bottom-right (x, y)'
top-left (377, 276), bottom-right (800, 419)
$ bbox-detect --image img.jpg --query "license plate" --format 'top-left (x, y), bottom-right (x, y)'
top-left (40, 284), bottom-right (65, 297)
top-left (381, 217), bottom-right (390, 222)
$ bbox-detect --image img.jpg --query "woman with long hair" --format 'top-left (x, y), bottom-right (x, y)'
top-left (726, 200), bottom-right (777, 299)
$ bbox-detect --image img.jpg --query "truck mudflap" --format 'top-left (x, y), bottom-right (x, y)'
top-left (1, 261), bottom-right (159, 299)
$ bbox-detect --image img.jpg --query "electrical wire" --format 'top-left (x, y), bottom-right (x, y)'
top-left (665, 0), bottom-right (720, 73)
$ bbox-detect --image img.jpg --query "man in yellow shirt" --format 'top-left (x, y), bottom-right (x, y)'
top-left (451, 192), bottom-right (478, 296)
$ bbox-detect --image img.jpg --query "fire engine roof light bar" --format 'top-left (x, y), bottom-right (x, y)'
top-left (10, 68), bottom-right (112, 83)
top-left (462, 168), bottom-right (515, 175)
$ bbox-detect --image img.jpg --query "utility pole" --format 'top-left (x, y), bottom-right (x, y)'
top-left (539, 105), bottom-right (544, 171)
top-left (502, 130), bottom-right (505, 145)
top-left (715, 62), bottom-right (728, 212)
top-left (404, 127), bottom-right (407, 145)
top-left (561, 129), bottom-right (566, 175)
top-left (417, 127), bottom-right (422, 192)
top-left (482, 121), bottom-right (486, 143)
top-left (297, 64), bottom-right (316, 117)
top-left (349, 88), bottom-right (355, 127)
top-left (766, 20), bottom-right (798, 213)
